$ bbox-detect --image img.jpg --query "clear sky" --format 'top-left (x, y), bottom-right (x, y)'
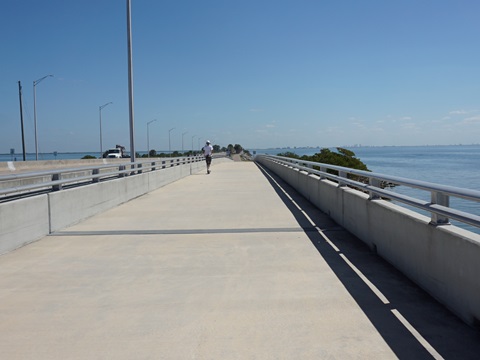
top-left (1, 0), bottom-right (480, 154)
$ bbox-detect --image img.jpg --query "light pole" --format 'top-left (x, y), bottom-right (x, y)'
top-left (99, 102), bottom-right (113, 157)
top-left (147, 119), bottom-right (157, 156)
top-left (182, 131), bottom-right (188, 153)
top-left (33, 74), bottom-right (53, 160)
top-left (127, 0), bottom-right (136, 163)
top-left (168, 127), bottom-right (175, 153)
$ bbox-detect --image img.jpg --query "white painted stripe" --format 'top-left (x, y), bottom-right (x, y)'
top-left (316, 227), bottom-right (340, 252)
top-left (339, 253), bottom-right (390, 305)
top-left (391, 309), bottom-right (444, 360)
top-left (301, 211), bottom-right (316, 226)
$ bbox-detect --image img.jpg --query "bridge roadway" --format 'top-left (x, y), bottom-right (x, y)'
top-left (0, 160), bottom-right (479, 359)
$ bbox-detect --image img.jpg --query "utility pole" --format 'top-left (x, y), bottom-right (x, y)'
top-left (18, 81), bottom-right (26, 161)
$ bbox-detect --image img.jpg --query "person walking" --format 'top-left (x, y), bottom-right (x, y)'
top-left (202, 140), bottom-right (213, 174)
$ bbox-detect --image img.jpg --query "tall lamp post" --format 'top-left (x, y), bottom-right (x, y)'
top-left (147, 119), bottom-right (157, 156)
top-left (127, 0), bottom-right (136, 163)
top-left (33, 74), bottom-right (53, 160)
top-left (99, 102), bottom-right (113, 157)
top-left (168, 127), bottom-right (175, 153)
top-left (182, 131), bottom-right (188, 153)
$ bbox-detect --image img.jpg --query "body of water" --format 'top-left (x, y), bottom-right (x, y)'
top-left (252, 145), bottom-right (480, 234)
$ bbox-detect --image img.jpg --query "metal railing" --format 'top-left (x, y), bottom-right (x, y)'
top-left (0, 155), bottom-right (205, 201)
top-left (256, 155), bottom-right (480, 230)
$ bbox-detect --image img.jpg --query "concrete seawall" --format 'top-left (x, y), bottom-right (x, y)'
top-left (0, 158), bottom-right (230, 255)
top-left (256, 156), bottom-right (480, 327)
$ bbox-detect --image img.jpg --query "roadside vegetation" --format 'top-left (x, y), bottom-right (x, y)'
top-left (278, 147), bottom-right (370, 182)
top-left (81, 143), bottom-right (252, 160)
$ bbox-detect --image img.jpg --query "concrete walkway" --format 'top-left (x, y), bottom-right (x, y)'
top-left (0, 161), bottom-right (479, 359)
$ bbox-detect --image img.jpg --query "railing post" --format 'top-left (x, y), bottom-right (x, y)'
top-left (369, 177), bottom-right (381, 200)
top-left (152, 161), bottom-right (156, 171)
top-left (162, 160), bottom-right (166, 169)
top-left (52, 173), bottom-right (62, 191)
top-left (306, 163), bottom-right (313, 174)
top-left (138, 163), bottom-right (143, 174)
top-left (431, 191), bottom-right (450, 225)
top-left (92, 169), bottom-right (100, 183)
top-left (119, 165), bottom-right (126, 178)
top-left (338, 170), bottom-right (347, 187)
top-left (320, 166), bottom-right (327, 180)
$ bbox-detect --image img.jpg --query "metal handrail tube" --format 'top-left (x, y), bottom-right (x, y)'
top-left (0, 155), bottom-right (205, 199)
top-left (0, 170), bottom-right (121, 196)
top-left (258, 155), bottom-right (480, 229)
top-left (0, 156), bottom-right (203, 180)
top-left (272, 155), bottom-right (480, 202)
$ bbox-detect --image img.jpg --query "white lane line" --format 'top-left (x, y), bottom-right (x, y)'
top-left (301, 210), bottom-right (316, 226)
top-left (391, 309), bottom-right (444, 360)
top-left (315, 226), bottom-right (340, 252)
top-left (339, 253), bottom-right (390, 305)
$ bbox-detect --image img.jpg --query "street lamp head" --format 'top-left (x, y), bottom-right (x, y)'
top-left (34, 74), bottom-right (54, 86)
top-left (100, 102), bottom-right (113, 110)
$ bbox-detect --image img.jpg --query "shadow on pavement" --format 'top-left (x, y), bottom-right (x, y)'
top-left (256, 162), bottom-right (480, 360)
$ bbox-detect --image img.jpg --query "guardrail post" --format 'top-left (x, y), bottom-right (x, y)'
top-left (119, 165), bottom-right (126, 178)
top-left (320, 166), bottom-right (327, 180)
top-left (338, 171), bottom-right (347, 187)
top-left (306, 163), bottom-right (313, 174)
top-left (431, 191), bottom-right (450, 225)
top-left (92, 169), bottom-right (100, 183)
top-left (138, 163), bottom-right (143, 174)
top-left (52, 173), bottom-right (62, 191)
top-left (369, 177), bottom-right (381, 199)
top-left (152, 161), bottom-right (156, 171)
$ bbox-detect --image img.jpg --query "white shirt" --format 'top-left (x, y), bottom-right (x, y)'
top-left (203, 144), bottom-right (213, 156)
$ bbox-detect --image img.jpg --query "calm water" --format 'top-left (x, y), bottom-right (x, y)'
top-left (252, 145), bottom-right (480, 234)
top-left (2, 145), bottom-right (479, 233)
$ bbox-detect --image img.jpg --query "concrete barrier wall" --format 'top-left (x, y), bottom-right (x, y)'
top-left (0, 195), bottom-right (50, 254)
top-left (257, 157), bottom-right (480, 327)
top-left (49, 173), bottom-right (149, 232)
top-left (1, 159), bottom-right (223, 254)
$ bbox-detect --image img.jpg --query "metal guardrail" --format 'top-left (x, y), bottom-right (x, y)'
top-left (256, 155), bottom-right (480, 229)
top-left (0, 156), bottom-right (206, 200)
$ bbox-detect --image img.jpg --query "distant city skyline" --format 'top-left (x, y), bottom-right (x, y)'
top-left (1, 1), bottom-right (480, 154)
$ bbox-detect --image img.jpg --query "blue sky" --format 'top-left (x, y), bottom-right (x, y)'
top-left (1, 0), bottom-right (480, 154)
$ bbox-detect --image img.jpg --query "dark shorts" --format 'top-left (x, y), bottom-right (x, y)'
top-left (205, 155), bottom-right (212, 166)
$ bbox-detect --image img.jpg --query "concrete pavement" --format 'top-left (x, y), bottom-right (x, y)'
top-left (0, 161), bottom-right (479, 359)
